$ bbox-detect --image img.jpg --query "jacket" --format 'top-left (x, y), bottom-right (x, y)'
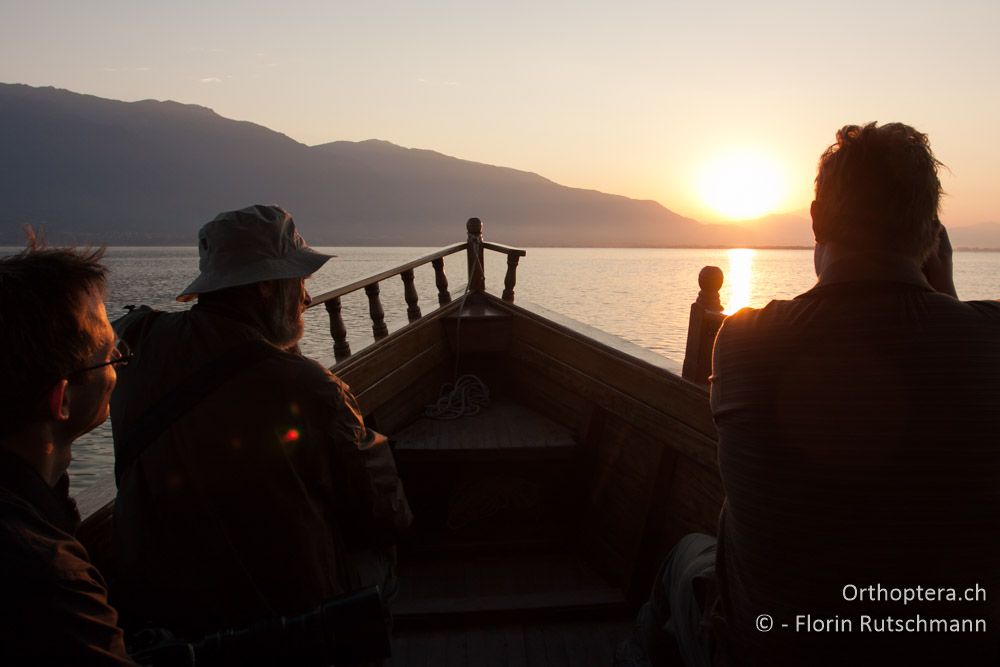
top-left (0, 448), bottom-right (132, 664)
top-left (109, 301), bottom-right (412, 636)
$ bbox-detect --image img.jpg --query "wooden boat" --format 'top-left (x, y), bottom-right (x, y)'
top-left (76, 218), bottom-right (728, 666)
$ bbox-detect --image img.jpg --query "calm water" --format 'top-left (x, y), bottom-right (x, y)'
top-left (5, 246), bottom-right (999, 491)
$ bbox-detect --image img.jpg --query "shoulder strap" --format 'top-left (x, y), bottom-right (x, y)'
top-left (115, 340), bottom-right (278, 483)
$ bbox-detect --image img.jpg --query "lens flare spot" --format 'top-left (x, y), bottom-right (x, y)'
top-left (281, 428), bottom-right (301, 444)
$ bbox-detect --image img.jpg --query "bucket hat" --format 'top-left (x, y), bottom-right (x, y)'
top-left (177, 205), bottom-right (334, 302)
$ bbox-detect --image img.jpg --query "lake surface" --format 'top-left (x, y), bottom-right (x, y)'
top-left (6, 246), bottom-right (999, 491)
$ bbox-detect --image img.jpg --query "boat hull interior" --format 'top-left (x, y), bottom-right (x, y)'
top-left (332, 291), bottom-right (723, 664)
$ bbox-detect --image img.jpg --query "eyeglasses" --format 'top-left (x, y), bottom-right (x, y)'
top-left (69, 338), bottom-right (135, 376)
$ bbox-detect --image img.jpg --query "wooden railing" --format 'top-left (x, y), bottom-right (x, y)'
top-left (681, 266), bottom-right (726, 385)
top-left (310, 217), bottom-right (723, 378)
top-left (309, 218), bottom-right (527, 362)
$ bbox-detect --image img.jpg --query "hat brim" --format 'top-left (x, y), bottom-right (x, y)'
top-left (177, 247), bottom-right (334, 302)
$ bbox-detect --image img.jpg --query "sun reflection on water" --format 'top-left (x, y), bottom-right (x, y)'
top-left (724, 248), bottom-right (755, 314)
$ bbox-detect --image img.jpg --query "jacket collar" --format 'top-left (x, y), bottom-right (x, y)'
top-left (0, 448), bottom-right (81, 534)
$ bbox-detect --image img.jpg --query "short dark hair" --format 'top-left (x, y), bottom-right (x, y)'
top-left (814, 122), bottom-right (943, 260)
top-left (0, 230), bottom-right (108, 436)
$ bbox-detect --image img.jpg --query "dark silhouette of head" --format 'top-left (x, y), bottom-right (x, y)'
top-left (0, 231), bottom-right (111, 441)
top-left (812, 122), bottom-right (943, 262)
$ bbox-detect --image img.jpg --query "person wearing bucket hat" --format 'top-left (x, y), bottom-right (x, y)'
top-left (107, 205), bottom-right (413, 640)
top-left (176, 204), bottom-right (333, 303)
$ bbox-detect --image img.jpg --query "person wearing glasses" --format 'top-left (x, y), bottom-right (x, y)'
top-left (0, 235), bottom-right (133, 664)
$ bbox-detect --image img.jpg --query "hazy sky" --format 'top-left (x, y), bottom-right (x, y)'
top-left (2, 1), bottom-right (997, 226)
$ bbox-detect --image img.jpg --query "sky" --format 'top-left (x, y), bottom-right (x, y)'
top-left (1, 0), bottom-right (998, 226)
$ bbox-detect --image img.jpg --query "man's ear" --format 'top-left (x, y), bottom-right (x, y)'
top-left (47, 379), bottom-right (71, 422)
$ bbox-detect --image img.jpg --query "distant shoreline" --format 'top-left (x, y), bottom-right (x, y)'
top-left (3, 243), bottom-right (1000, 252)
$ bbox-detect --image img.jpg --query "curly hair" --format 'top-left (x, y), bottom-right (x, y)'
top-left (0, 229), bottom-right (108, 437)
top-left (814, 122), bottom-right (943, 260)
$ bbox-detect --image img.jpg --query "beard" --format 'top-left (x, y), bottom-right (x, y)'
top-left (262, 278), bottom-right (305, 350)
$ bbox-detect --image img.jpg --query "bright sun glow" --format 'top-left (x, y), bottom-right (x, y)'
top-left (697, 152), bottom-right (786, 220)
top-left (723, 248), bottom-right (755, 314)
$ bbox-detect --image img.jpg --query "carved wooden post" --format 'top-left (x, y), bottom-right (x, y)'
top-left (324, 297), bottom-right (351, 362)
top-left (400, 269), bottom-right (422, 322)
top-left (502, 253), bottom-right (520, 302)
top-left (364, 283), bottom-right (389, 340)
top-left (682, 266), bottom-right (726, 385)
top-left (466, 217), bottom-right (485, 292)
top-left (431, 257), bottom-right (451, 305)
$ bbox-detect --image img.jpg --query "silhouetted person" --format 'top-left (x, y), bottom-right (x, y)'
top-left (626, 123), bottom-right (1000, 666)
top-left (110, 205), bottom-right (412, 638)
top-left (0, 237), bottom-right (133, 664)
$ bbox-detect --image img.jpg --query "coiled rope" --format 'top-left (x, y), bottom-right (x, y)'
top-left (424, 239), bottom-right (493, 420)
top-left (424, 374), bottom-right (490, 419)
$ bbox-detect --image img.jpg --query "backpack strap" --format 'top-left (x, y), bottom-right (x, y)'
top-left (115, 339), bottom-right (277, 483)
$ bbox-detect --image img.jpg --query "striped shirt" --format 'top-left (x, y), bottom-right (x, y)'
top-left (710, 254), bottom-right (1000, 664)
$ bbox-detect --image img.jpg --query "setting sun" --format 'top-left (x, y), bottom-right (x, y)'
top-left (697, 152), bottom-right (787, 221)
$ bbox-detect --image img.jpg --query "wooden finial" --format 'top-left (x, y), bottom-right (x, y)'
top-left (697, 266), bottom-right (724, 312)
top-left (698, 265), bottom-right (724, 293)
top-left (466, 217), bottom-right (485, 292)
top-left (682, 265), bottom-right (727, 384)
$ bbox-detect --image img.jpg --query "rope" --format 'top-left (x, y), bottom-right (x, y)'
top-left (424, 239), bottom-right (492, 420)
top-left (424, 374), bottom-right (490, 420)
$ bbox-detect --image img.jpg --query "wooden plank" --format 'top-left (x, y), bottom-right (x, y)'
top-left (482, 241), bottom-right (527, 257)
top-left (665, 456), bottom-right (725, 537)
top-left (354, 341), bottom-right (451, 414)
top-left (443, 313), bottom-right (512, 355)
top-left (541, 624), bottom-right (571, 667)
top-left (470, 628), bottom-right (507, 667)
top-left (391, 621), bottom-right (631, 667)
top-left (404, 628), bottom-right (429, 667)
top-left (504, 626), bottom-right (529, 667)
top-left (390, 635), bottom-right (407, 667)
top-left (505, 366), bottom-right (589, 439)
top-left (445, 630), bottom-right (467, 667)
top-left (510, 341), bottom-right (718, 469)
top-left (504, 301), bottom-right (716, 438)
top-left (394, 401), bottom-right (576, 454)
top-left (395, 583), bottom-right (625, 618)
top-left (630, 442), bottom-right (681, 603)
top-left (523, 626), bottom-right (548, 667)
top-left (373, 366), bottom-right (451, 435)
top-left (336, 317), bottom-right (447, 394)
top-left (394, 551), bottom-right (624, 620)
top-left (332, 297), bottom-right (464, 383)
top-left (423, 632), bottom-right (449, 667)
top-left (581, 414), bottom-right (665, 589)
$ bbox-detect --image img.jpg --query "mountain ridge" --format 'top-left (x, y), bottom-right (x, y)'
top-left (1, 83), bottom-right (996, 248)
